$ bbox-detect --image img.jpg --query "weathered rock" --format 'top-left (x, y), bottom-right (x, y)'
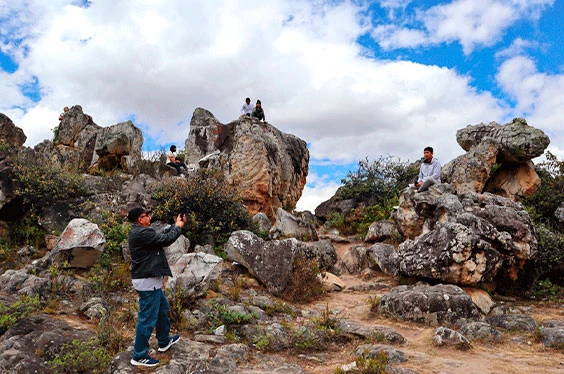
top-left (485, 314), bottom-right (538, 332)
top-left (0, 315), bottom-right (93, 373)
top-left (252, 212), bottom-right (273, 232)
top-left (433, 327), bottom-right (471, 349)
top-left (272, 208), bottom-right (318, 241)
top-left (459, 321), bottom-right (503, 343)
top-left (185, 108), bottom-right (309, 219)
top-left (336, 319), bottom-right (406, 345)
top-left (90, 121), bottom-right (143, 173)
top-left (119, 173), bottom-right (156, 206)
top-left (379, 284), bottom-right (482, 326)
top-left (238, 353), bottom-right (305, 374)
top-left (0, 150), bottom-right (19, 213)
top-left (79, 297), bottom-right (109, 320)
top-left (314, 196), bottom-right (356, 221)
top-left (240, 323), bottom-right (291, 351)
top-left (463, 288), bottom-right (495, 315)
top-left (52, 105), bottom-right (100, 170)
top-left (365, 220), bottom-right (400, 243)
top-left (0, 113), bottom-right (26, 148)
top-left (318, 272), bottom-right (345, 292)
top-left (367, 243), bottom-right (400, 276)
top-left (208, 343), bottom-right (250, 373)
top-left (225, 230), bottom-right (298, 295)
top-left (484, 161), bottom-right (541, 200)
top-left (443, 118), bottom-right (549, 198)
top-left (168, 252), bottom-right (222, 298)
top-left (355, 344), bottom-right (407, 364)
top-left (298, 239), bottom-right (337, 271)
top-left (394, 189), bottom-right (536, 288)
top-left (50, 218), bottom-right (105, 268)
top-left (556, 203), bottom-right (564, 226)
top-left (538, 320), bottom-right (564, 348)
top-left (334, 244), bottom-right (368, 274)
top-left (0, 270), bottom-right (52, 299)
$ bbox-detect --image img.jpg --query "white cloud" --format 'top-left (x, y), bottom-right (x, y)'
top-left (295, 172), bottom-right (341, 212)
top-left (372, 0), bottom-right (555, 54)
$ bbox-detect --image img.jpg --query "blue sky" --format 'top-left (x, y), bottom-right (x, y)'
top-left (0, 0), bottom-right (562, 211)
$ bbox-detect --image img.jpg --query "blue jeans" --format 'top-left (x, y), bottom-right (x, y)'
top-left (132, 289), bottom-right (171, 360)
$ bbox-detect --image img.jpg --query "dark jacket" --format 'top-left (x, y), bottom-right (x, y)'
top-left (251, 107), bottom-right (265, 121)
top-left (128, 224), bottom-right (183, 279)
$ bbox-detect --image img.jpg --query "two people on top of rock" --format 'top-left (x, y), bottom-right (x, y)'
top-left (58, 106), bottom-right (69, 121)
top-left (251, 99), bottom-right (265, 121)
top-left (240, 97), bottom-right (253, 117)
top-left (414, 146), bottom-right (441, 192)
top-left (167, 145), bottom-right (188, 175)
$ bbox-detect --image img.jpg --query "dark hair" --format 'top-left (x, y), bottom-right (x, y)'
top-left (170, 145), bottom-right (177, 152)
top-left (256, 99), bottom-right (261, 105)
top-left (424, 146), bottom-right (433, 153)
top-left (245, 97), bottom-right (250, 101)
top-left (127, 207), bottom-right (150, 223)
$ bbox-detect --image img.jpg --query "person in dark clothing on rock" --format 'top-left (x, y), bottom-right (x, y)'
top-left (128, 207), bottom-right (186, 367)
top-left (251, 99), bottom-right (265, 121)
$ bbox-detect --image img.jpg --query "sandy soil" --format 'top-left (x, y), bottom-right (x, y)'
top-left (287, 243), bottom-right (564, 374)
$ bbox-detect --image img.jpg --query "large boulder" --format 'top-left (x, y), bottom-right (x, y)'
top-left (314, 196), bottom-right (356, 221)
top-left (0, 113), bottom-right (26, 148)
top-left (184, 108), bottom-right (309, 220)
top-left (90, 120), bottom-right (143, 173)
top-left (49, 218), bottom-right (106, 268)
top-left (393, 187), bottom-right (536, 288)
top-left (224, 230), bottom-right (300, 295)
top-left (0, 151), bottom-right (19, 213)
top-left (442, 118), bottom-right (550, 199)
top-left (271, 208), bottom-right (318, 241)
top-left (168, 252), bottom-right (223, 298)
top-left (379, 284), bottom-right (482, 326)
top-left (52, 105), bottom-right (101, 170)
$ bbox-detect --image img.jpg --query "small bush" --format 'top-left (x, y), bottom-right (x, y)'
top-left (281, 254), bottom-right (325, 303)
top-left (48, 337), bottom-right (112, 374)
top-left (207, 302), bottom-right (257, 331)
top-left (355, 349), bottom-right (388, 374)
top-left (0, 294), bottom-right (41, 334)
top-left (151, 169), bottom-right (252, 247)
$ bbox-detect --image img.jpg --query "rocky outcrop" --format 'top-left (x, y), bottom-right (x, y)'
top-left (364, 220), bottom-right (400, 243)
top-left (184, 108), bottom-right (309, 219)
top-left (379, 284), bottom-right (482, 326)
top-left (0, 113), bottom-right (26, 148)
top-left (52, 105), bottom-right (101, 170)
top-left (89, 120), bottom-right (143, 173)
top-left (442, 118), bottom-right (550, 200)
top-left (392, 185), bottom-right (536, 288)
top-left (0, 151), bottom-right (19, 213)
top-left (314, 196), bottom-right (356, 220)
top-left (49, 218), bottom-right (106, 268)
top-left (270, 208), bottom-right (318, 241)
top-left (168, 252), bottom-right (223, 298)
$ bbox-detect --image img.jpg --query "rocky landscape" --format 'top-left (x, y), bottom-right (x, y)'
top-left (0, 107), bottom-right (562, 373)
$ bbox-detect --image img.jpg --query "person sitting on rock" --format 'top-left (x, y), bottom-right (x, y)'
top-left (251, 99), bottom-right (265, 121)
top-left (415, 146), bottom-right (441, 192)
top-left (167, 145), bottom-right (188, 175)
top-left (59, 106), bottom-right (69, 121)
top-left (240, 97), bottom-right (253, 117)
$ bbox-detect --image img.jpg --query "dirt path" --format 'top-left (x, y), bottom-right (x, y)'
top-left (289, 243), bottom-right (564, 373)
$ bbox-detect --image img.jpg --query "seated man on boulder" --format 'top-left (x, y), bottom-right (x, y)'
top-left (167, 145), bottom-right (187, 174)
top-left (415, 146), bottom-right (441, 192)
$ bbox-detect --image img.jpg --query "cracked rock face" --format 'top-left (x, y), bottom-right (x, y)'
top-left (184, 108), bottom-right (309, 220)
top-left (393, 187), bottom-right (536, 288)
top-left (442, 118), bottom-right (549, 199)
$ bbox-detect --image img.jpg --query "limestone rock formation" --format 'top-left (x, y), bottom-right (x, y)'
top-left (0, 113), bottom-right (26, 148)
top-left (442, 118), bottom-right (550, 200)
top-left (379, 284), bottom-right (482, 326)
top-left (393, 186), bottom-right (536, 288)
top-left (50, 218), bottom-right (106, 268)
top-left (0, 151), bottom-right (19, 213)
top-left (184, 108), bottom-right (309, 219)
top-left (89, 120), bottom-right (143, 173)
top-left (271, 208), bottom-right (318, 241)
top-left (53, 105), bottom-right (101, 170)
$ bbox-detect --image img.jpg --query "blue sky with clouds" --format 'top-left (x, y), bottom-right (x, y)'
top-left (0, 0), bottom-right (562, 211)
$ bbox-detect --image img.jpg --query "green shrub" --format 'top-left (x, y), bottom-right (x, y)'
top-left (207, 302), bottom-right (258, 331)
top-left (0, 294), bottom-right (41, 334)
top-left (533, 278), bottom-right (563, 301)
top-left (151, 169), bottom-right (252, 247)
top-left (355, 349), bottom-right (388, 374)
top-left (48, 337), bottom-right (111, 374)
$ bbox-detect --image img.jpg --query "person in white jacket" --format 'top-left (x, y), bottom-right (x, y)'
top-left (416, 146), bottom-right (441, 192)
top-left (240, 97), bottom-right (253, 117)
